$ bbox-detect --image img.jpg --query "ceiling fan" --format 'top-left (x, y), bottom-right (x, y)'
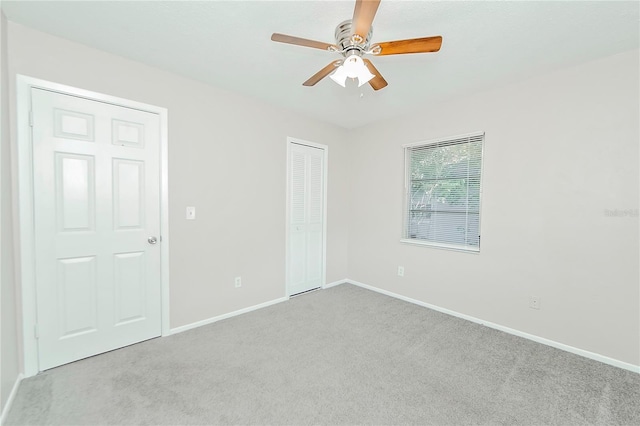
top-left (271, 0), bottom-right (442, 91)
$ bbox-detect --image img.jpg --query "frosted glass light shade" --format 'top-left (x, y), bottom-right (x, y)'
top-left (329, 65), bottom-right (348, 87)
top-left (330, 55), bottom-right (375, 88)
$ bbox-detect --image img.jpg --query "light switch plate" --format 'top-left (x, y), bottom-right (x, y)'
top-left (186, 206), bottom-right (196, 220)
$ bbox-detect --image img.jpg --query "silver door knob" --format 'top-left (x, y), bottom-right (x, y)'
top-left (148, 236), bottom-right (158, 245)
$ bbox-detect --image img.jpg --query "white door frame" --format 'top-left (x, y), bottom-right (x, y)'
top-left (285, 137), bottom-right (328, 297)
top-left (16, 75), bottom-right (171, 377)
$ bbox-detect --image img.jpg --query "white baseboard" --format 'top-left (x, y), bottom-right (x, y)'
top-left (346, 279), bottom-right (640, 374)
top-left (0, 373), bottom-right (23, 425)
top-left (322, 279), bottom-right (347, 289)
top-left (169, 296), bottom-right (289, 335)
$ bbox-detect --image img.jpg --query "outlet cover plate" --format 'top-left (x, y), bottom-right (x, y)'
top-left (186, 206), bottom-right (196, 220)
top-left (530, 297), bottom-right (540, 310)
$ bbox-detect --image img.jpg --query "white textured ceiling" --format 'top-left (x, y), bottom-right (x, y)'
top-left (2, 1), bottom-right (639, 129)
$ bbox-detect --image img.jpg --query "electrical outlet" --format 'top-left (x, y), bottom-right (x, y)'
top-left (397, 266), bottom-right (404, 277)
top-left (234, 276), bottom-right (242, 288)
top-left (186, 206), bottom-right (196, 220)
top-left (530, 297), bottom-right (540, 310)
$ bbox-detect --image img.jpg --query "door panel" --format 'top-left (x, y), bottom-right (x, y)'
top-left (112, 119), bottom-right (144, 148)
top-left (306, 152), bottom-right (323, 288)
top-left (55, 153), bottom-right (96, 232)
top-left (54, 109), bottom-right (94, 141)
top-left (57, 256), bottom-right (98, 338)
top-left (288, 142), bottom-right (325, 295)
top-left (306, 225), bottom-right (323, 284)
top-left (113, 159), bottom-right (144, 229)
top-left (114, 251), bottom-right (146, 325)
top-left (32, 88), bottom-right (162, 370)
top-left (289, 231), bottom-right (307, 289)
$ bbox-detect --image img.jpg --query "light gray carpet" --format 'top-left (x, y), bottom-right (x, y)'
top-left (6, 284), bottom-right (640, 425)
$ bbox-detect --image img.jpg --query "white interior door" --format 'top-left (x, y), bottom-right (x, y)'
top-left (31, 88), bottom-right (162, 370)
top-left (288, 142), bottom-right (325, 296)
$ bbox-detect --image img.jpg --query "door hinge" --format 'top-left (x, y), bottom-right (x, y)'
top-left (29, 110), bottom-right (34, 127)
top-left (34, 324), bottom-right (39, 339)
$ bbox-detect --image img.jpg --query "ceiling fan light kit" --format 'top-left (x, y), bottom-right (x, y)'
top-left (330, 55), bottom-right (375, 87)
top-left (271, 0), bottom-right (443, 91)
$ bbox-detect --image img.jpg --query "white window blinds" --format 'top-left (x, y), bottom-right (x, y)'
top-left (403, 132), bottom-right (484, 252)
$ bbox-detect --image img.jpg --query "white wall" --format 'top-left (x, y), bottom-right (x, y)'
top-left (1, 10), bottom-right (20, 414)
top-left (6, 22), bottom-right (350, 331)
top-left (346, 49), bottom-right (640, 366)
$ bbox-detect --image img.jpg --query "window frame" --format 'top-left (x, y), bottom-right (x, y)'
top-left (401, 131), bottom-right (485, 253)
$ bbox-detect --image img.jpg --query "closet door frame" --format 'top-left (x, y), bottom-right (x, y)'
top-left (285, 137), bottom-right (328, 297)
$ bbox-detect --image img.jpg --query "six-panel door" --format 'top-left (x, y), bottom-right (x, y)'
top-left (31, 88), bottom-right (162, 370)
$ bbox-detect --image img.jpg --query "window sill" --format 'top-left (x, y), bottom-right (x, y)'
top-left (400, 238), bottom-right (480, 254)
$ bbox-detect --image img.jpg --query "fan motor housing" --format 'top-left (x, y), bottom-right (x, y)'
top-left (335, 19), bottom-right (372, 55)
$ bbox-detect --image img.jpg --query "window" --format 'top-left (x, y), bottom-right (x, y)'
top-left (403, 132), bottom-right (484, 252)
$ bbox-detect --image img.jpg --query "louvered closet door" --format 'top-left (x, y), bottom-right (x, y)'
top-left (31, 88), bottom-right (162, 370)
top-left (288, 143), bottom-right (325, 295)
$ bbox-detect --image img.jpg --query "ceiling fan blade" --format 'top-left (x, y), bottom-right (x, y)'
top-left (271, 33), bottom-right (335, 51)
top-left (373, 36), bottom-right (443, 56)
top-left (303, 61), bottom-right (342, 86)
top-left (363, 59), bottom-right (388, 91)
top-left (352, 0), bottom-right (381, 41)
